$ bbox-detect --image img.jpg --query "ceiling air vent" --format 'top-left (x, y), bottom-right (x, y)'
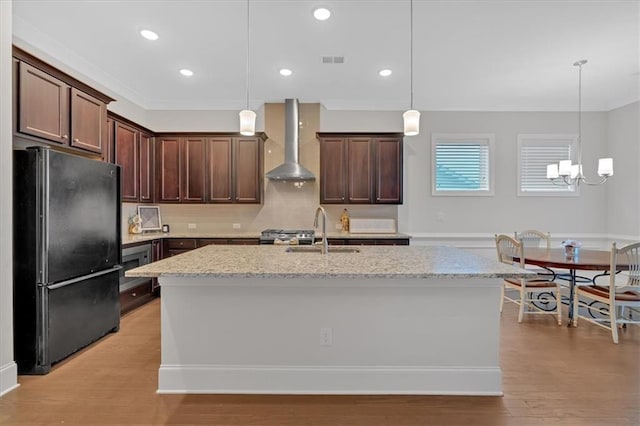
top-left (322, 56), bottom-right (345, 64)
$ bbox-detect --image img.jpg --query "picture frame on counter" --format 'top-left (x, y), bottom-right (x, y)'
top-left (137, 206), bottom-right (162, 232)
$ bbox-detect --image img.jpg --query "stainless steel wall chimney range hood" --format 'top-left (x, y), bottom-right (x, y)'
top-left (265, 98), bottom-right (316, 182)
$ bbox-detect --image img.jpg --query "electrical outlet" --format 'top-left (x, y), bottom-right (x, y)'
top-left (188, 223), bottom-right (197, 229)
top-left (335, 223), bottom-right (342, 230)
top-left (320, 327), bottom-right (333, 346)
top-left (232, 223), bottom-right (241, 229)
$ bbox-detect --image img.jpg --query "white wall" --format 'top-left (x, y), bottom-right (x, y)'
top-left (607, 101), bottom-right (640, 241)
top-left (1, 0), bottom-right (18, 396)
top-left (322, 109), bottom-right (612, 247)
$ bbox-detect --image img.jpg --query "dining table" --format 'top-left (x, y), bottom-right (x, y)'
top-left (518, 247), bottom-right (622, 326)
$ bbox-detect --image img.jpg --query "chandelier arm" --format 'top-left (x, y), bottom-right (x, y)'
top-left (579, 176), bottom-right (609, 186)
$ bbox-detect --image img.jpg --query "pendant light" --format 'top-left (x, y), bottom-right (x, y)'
top-left (546, 59), bottom-right (613, 186)
top-left (239, 0), bottom-right (256, 136)
top-left (403, 0), bottom-right (420, 136)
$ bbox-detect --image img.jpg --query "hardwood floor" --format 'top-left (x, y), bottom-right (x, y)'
top-left (1, 298), bottom-right (638, 425)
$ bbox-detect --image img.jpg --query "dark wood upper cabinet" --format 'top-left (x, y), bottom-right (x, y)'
top-left (157, 134), bottom-right (263, 204)
top-left (182, 137), bottom-right (206, 203)
top-left (374, 137), bottom-right (403, 204)
top-left (207, 137), bottom-right (233, 202)
top-left (112, 114), bottom-right (155, 204)
top-left (347, 137), bottom-right (374, 203)
top-left (18, 62), bottom-right (70, 144)
top-left (104, 118), bottom-right (115, 163)
top-left (318, 133), bottom-right (403, 205)
top-left (14, 49), bottom-right (113, 158)
top-left (139, 132), bottom-right (154, 203)
top-left (156, 137), bottom-right (181, 202)
top-left (234, 137), bottom-right (262, 203)
top-left (115, 121), bottom-right (138, 202)
top-left (69, 87), bottom-right (106, 154)
top-left (319, 137), bottom-right (347, 203)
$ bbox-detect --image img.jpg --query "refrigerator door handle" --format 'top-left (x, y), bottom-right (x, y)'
top-left (44, 266), bottom-right (123, 290)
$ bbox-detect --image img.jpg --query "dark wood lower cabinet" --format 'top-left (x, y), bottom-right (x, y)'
top-left (327, 238), bottom-right (409, 246)
top-left (119, 281), bottom-right (153, 315)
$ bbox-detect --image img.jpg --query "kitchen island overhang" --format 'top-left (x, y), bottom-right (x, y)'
top-left (127, 245), bottom-right (533, 395)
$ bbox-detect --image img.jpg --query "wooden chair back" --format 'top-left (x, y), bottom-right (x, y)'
top-left (610, 242), bottom-right (640, 292)
top-left (515, 230), bottom-right (551, 250)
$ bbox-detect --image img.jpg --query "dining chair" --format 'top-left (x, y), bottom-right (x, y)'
top-left (573, 242), bottom-right (640, 343)
top-left (495, 234), bottom-right (562, 325)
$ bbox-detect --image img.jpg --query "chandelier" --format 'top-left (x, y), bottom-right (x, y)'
top-left (546, 59), bottom-right (613, 186)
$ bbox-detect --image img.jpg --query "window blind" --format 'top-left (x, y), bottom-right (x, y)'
top-left (520, 144), bottom-right (572, 193)
top-left (435, 144), bottom-right (489, 191)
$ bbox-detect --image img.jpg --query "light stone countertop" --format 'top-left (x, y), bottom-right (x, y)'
top-left (126, 244), bottom-right (532, 280)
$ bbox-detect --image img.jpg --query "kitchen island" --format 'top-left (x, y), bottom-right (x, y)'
top-left (127, 245), bottom-right (531, 395)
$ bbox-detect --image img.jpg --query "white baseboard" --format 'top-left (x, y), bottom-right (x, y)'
top-left (158, 365), bottom-right (502, 396)
top-left (0, 361), bottom-right (19, 396)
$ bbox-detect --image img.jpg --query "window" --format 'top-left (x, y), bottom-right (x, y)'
top-left (517, 134), bottom-right (577, 196)
top-left (431, 133), bottom-right (494, 196)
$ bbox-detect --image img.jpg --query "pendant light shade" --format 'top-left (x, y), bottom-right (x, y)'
top-left (403, 0), bottom-right (419, 136)
top-left (239, 0), bottom-right (255, 136)
top-left (403, 110), bottom-right (420, 136)
top-left (239, 109), bottom-right (256, 136)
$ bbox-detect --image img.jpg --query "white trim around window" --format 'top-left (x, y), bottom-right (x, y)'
top-left (431, 133), bottom-right (495, 196)
top-left (517, 134), bottom-right (578, 197)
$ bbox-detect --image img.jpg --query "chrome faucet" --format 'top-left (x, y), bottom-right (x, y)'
top-left (313, 206), bottom-right (328, 254)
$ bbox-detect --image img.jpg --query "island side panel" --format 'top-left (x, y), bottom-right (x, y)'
top-left (158, 276), bottom-right (502, 395)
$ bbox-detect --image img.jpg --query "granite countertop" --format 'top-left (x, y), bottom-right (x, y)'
top-left (122, 231), bottom-right (411, 246)
top-left (122, 231), bottom-right (261, 245)
top-left (126, 244), bottom-right (532, 280)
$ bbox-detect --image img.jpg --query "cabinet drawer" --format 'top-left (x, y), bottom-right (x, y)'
top-left (228, 238), bottom-right (259, 245)
top-left (167, 249), bottom-right (192, 257)
top-left (167, 239), bottom-right (197, 249)
top-left (197, 238), bottom-right (227, 247)
top-left (119, 281), bottom-right (152, 314)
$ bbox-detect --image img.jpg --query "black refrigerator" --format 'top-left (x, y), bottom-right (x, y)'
top-left (13, 146), bottom-right (122, 374)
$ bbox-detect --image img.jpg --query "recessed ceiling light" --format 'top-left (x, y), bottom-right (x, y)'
top-left (279, 68), bottom-right (293, 76)
top-left (313, 8), bottom-right (331, 21)
top-left (379, 69), bottom-right (392, 77)
top-left (179, 69), bottom-right (194, 77)
top-left (140, 29), bottom-right (159, 41)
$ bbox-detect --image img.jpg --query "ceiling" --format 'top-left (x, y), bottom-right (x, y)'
top-left (12, 0), bottom-right (640, 112)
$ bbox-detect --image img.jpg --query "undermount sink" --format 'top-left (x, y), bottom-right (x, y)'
top-left (285, 246), bottom-right (361, 254)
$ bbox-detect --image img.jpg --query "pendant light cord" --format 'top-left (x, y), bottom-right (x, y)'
top-left (410, 0), bottom-right (414, 110)
top-left (577, 60), bottom-right (582, 168)
top-left (245, 0), bottom-right (250, 110)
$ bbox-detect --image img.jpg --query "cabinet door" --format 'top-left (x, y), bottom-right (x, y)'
top-left (182, 137), bottom-right (206, 202)
top-left (114, 122), bottom-right (138, 202)
top-left (157, 137), bottom-right (181, 202)
top-left (104, 118), bottom-right (115, 163)
top-left (234, 137), bottom-right (262, 203)
top-left (151, 239), bottom-right (162, 292)
top-left (374, 137), bottom-right (403, 204)
top-left (70, 88), bottom-right (106, 154)
top-left (18, 62), bottom-right (70, 144)
top-left (206, 137), bottom-right (233, 203)
top-left (139, 132), bottom-right (154, 203)
top-left (319, 138), bottom-right (347, 203)
top-left (347, 137), bottom-right (373, 203)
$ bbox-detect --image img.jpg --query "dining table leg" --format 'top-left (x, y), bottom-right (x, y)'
top-left (567, 269), bottom-right (577, 327)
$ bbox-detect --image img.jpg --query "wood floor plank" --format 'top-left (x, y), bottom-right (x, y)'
top-left (1, 298), bottom-right (638, 425)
